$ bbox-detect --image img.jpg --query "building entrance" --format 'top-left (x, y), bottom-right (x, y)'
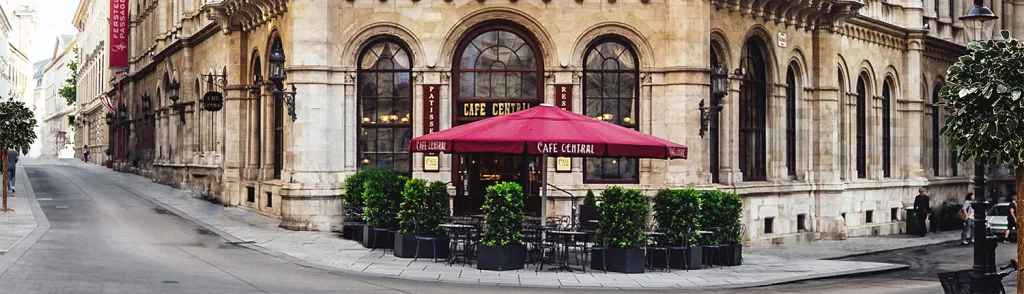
top-left (453, 154), bottom-right (541, 216)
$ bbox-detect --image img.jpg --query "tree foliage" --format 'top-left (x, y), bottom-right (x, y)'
top-left (58, 48), bottom-right (79, 106)
top-left (596, 186), bottom-right (648, 249)
top-left (397, 179), bottom-right (449, 236)
top-left (480, 182), bottom-right (524, 246)
top-left (0, 100), bottom-right (37, 151)
top-left (939, 30), bottom-right (1024, 168)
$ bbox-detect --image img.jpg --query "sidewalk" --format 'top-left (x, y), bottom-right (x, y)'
top-left (0, 164), bottom-right (36, 254)
top-left (66, 159), bottom-right (909, 290)
top-left (747, 230), bottom-right (961, 260)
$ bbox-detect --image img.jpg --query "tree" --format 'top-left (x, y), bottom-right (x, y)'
top-left (58, 48), bottom-right (79, 106)
top-left (938, 30), bottom-right (1024, 287)
top-left (0, 100), bottom-right (37, 211)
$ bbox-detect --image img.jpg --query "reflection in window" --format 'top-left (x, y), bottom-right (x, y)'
top-left (358, 41), bottom-right (412, 174)
top-left (458, 30), bottom-right (538, 100)
top-left (583, 41), bottom-right (638, 183)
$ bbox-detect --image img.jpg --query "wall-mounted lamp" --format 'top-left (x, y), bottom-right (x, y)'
top-left (699, 63), bottom-right (728, 138)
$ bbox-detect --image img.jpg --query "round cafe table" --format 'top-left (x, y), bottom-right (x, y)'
top-left (546, 230), bottom-right (588, 272)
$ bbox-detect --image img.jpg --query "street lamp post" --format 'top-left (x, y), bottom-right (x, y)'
top-left (959, 0), bottom-right (1001, 291)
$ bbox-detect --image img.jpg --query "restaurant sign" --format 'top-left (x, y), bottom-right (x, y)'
top-left (423, 85), bottom-right (441, 134)
top-left (531, 142), bottom-right (603, 156)
top-left (553, 84), bottom-right (573, 111)
top-left (202, 91), bottom-right (224, 112)
top-left (457, 102), bottom-right (538, 118)
top-left (109, 0), bottom-right (130, 69)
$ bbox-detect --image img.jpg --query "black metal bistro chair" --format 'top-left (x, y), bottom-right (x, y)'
top-left (411, 217), bottom-right (441, 262)
top-left (666, 227), bottom-right (697, 271)
top-left (647, 227), bottom-right (671, 272)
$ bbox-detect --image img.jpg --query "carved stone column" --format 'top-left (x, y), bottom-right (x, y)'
top-left (221, 30), bottom-right (247, 207)
top-left (904, 35), bottom-right (927, 180)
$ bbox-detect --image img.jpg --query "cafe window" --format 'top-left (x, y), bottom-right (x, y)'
top-left (357, 40), bottom-right (413, 175)
top-left (739, 38), bottom-right (767, 182)
top-left (583, 39), bottom-right (639, 183)
top-left (457, 29), bottom-right (538, 101)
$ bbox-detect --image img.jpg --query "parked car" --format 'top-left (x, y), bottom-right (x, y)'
top-left (986, 203), bottom-right (1016, 239)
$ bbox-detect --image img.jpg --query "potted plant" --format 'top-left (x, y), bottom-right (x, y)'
top-left (361, 169), bottom-right (407, 249)
top-left (394, 179), bottom-right (450, 258)
top-left (341, 170), bottom-right (371, 241)
top-left (698, 190), bottom-right (743, 266)
top-left (653, 189), bottom-right (703, 270)
top-left (591, 186), bottom-right (648, 273)
top-left (579, 189), bottom-right (600, 231)
top-left (477, 182), bottom-right (526, 271)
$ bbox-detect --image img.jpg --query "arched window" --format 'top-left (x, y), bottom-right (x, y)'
top-left (357, 40), bottom-right (413, 175)
top-left (855, 75), bottom-right (867, 179)
top-left (881, 79), bottom-right (892, 178)
top-left (932, 85), bottom-right (941, 176)
top-left (269, 37), bottom-right (285, 179)
top-left (251, 52), bottom-right (262, 167)
top-left (785, 65), bottom-right (797, 177)
top-left (583, 39), bottom-right (639, 183)
top-left (739, 39), bottom-right (767, 182)
top-left (709, 47), bottom-right (722, 183)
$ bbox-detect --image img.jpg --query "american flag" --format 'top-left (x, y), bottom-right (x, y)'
top-left (100, 95), bottom-right (116, 113)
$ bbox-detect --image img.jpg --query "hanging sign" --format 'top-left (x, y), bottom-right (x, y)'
top-left (777, 32), bottom-right (788, 48)
top-left (422, 84), bottom-right (441, 135)
top-left (457, 101), bottom-right (538, 118)
top-left (555, 157), bottom-right (571, 172)
top-left (554, 84), bottom-right (573, 111)
top-left (202, 91), bottom-right (224, 112)
top-left (109, 0), bottom-right (130, 69)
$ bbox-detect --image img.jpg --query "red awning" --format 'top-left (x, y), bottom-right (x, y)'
top-left (410, 104), bottom-right (687, 159)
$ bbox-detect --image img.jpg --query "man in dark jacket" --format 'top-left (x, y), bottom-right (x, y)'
top-left (913, 188), bottom-right (932, 237)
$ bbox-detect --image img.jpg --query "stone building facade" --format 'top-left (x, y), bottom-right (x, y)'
top-left (38, 35), bottom-right (77, 158)
top-left (116, 0), bottom-right (1021, 244)
top-left (73, 0), bottom-right (115, 165)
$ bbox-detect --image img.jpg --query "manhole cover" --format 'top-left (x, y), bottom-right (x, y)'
top-left (38, 198), bottom-right (52, 201)
top-left (55, 206), bottom-right (68, 209)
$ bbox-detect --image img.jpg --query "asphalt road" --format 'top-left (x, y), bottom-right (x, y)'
top-left (0, 160), bottom-right (1016, 293)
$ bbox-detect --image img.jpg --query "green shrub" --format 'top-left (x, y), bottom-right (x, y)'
top-left (653, 189), bottom-right (702, 246)
top-left (583, 189), bottom-right (597, 206)
top-left (697, 190), bottom-right (743, 244)
top-left (480, 182), bottom-right (525, 246)
top-left (596, 186), bottom-right (648, 249)
top-left (342, 169), bottom-right (378, 222)
top-left (362, 170), bottom-right (408, 229)
top-left (398, 179), bottom-right (449, 236)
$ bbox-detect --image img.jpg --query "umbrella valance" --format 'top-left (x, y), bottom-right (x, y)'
top-left (410, 105), bottom-right (688, 159)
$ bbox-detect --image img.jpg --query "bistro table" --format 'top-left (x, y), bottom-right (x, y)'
top-left (441, 223), bottom-right (476, 265)
top-left (546, 230), bottom-right (589, 272)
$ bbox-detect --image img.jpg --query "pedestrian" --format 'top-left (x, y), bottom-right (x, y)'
top-left (961, 192), bottom-right (975, 245)
top-left (913, 188), bottom-right (932, 237)
top-left (5, 149), bottom-right (18, 194)
top-left (82, 145), bottom-right (89, 163)
top-left (1005, 195), bottom-right (1016, 243)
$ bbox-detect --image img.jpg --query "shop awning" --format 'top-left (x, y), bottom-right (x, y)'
top-left (409, 104), bottom-right (688, 160)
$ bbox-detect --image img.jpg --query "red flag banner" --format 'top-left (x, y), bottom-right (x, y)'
top-left (109, 0), bottom-right (129, 69)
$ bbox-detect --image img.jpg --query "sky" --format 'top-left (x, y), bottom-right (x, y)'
top-left (27, 0), bottom-right (80, 63)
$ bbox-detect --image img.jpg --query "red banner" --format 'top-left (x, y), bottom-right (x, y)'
top-left (422, 84), bottom-right (441, 135)
top-left (109, 0), bottom-right (129, 69)
top-left (554, 84), bottom-right (573, 111)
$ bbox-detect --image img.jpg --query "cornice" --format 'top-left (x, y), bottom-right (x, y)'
top-left (838, 16), bottom-right (911, 51)
top-left (202, 0), bottom-right (288, 34)
top-left (709, 0), bottom-right (865, 32)
top-left (922, 35), bottom-right (965, 64)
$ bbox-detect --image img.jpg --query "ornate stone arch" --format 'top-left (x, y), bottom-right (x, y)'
top-left (710, 29), bottom-right (732, 68)
top-left (740, 25), bottom-right (779, 82)
top-left (882, 66), bottom-right (901, 101)
top-left (569, 22), bottom-right (655, 68)
top-left (857, 60), bottom-right (877, 97)
top-left (837, 53), bottom-right (851, 91)
top-left (788, 48), bottom-right (809, 87)
top-left (341, 22), bottom-right (426, 69)
top-left (437, 7), bottom-right (557, 68)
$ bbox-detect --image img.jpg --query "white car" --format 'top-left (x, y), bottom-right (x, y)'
top-left (986, 202), bottom-right (1017, 238)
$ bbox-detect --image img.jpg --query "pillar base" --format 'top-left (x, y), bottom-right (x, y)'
top-left (279, 187), bottom-right (344, 232)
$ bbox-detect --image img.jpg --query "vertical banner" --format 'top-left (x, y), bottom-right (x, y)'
top-left (554, 84), bottom-right (573, 111)
top-left (422, 84), bottom-right (442, 172)
top-left (109, 0), bottom-right (130, 69)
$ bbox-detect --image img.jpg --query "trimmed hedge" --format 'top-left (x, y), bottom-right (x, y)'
top-left (596, 186), bottom-right (648, 249)
top-left (342, 169), bottom-right (376, 222)
top-left (362, 170), bottom-right (408, 229)
top-left (481, 182), bottom-right (525, 246)
top-left (398, 179), bottom-right (449, 236)
top-left (583, 189), bottom-right (597, 206)
top-left (653, 188), bottom-right (702, 246)
top-left (697, 190), bottom-right (743, 245)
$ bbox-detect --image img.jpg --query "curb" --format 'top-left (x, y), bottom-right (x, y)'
top-left (824, 239), bottom-right (961, 260)
top-left (0, 165), bottom-right (52, 277)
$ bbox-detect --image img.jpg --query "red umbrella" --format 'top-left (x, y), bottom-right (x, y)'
top-left (409, 104), bottom-right (688, 226)
top-left (410, 104), bottom-right (688, 159)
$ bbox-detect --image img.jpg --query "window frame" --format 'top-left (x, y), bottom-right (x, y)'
top-left (709, 48), bottom-right (722, 183)
top-left (932, 85), bottom-right (941, 177)
top-left (356, 38), bottom-right (415, 176)
top-left (881, 80), bottom-right (892, 178)
top-left (581, 37), bottom-right (641, 184)
top-left (738, 39), bottom-right (768, 182)
top-left (785, 65), bottom-right (798, 177)
top-left (855, 76), bottom-right (868, 179)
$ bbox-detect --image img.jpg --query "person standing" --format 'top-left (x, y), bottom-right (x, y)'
top-left (913, 188), bottom-right (932, 237)
top-left (5, 149), bottom-right (18, 194)
top-left (961, 192), bottom-right (975, 245)
top-left (82, 145), bottom-right (89, 163)
top-left (1005, 195), bottom-right (1016, 243)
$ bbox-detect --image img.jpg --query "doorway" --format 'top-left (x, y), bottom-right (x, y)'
top-left (453, 154), bottom-right (541, 216)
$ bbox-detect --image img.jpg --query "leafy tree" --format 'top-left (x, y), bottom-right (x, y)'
top-left (58, 48), bottom-right (79, 106)
top-left (480, 182), bottom-right (524, 246)
top-left (938, 30), bottom-right (1024, 284)
top-left (596, 186), bottom-right (648, 249)
top-left (0, 100), bottom-right (37, 211)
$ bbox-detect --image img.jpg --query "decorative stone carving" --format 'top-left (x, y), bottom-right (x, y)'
top-left (440, 72), bottom-right (451, 84)
top-left (708, 0), bottom-right (864, 32)
top-left (202, 0), bottom-right (289, 34)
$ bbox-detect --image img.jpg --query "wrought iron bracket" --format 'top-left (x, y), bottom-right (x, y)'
top-left (698, 96), bottom-right (724, 138)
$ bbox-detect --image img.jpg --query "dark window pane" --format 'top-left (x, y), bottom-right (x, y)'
top-left (522, 72), bottom-right (537, 98)
top-left (583, 40), bottom-right (640, 183)
top-left (476, 72), bottom-right (491, 98)
top-left (357, 40), bottom-right (413, 176)
top-left (506, 73), bottom-right (521, 97)
top-left (460, 72), bottom-right (475, 98)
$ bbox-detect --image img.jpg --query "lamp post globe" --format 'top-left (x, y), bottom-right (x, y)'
top-left (268, 48), bottom-right (286, 83)
top-left (960, 0), bottom-right (998, 42)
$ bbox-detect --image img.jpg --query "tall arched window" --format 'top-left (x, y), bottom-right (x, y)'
top-left (932, 85), bottom-right (941, 176)
top-left (739, 39), bottom-right (767, 182)
top-left (709, 47), bottom-right (722, 183)
top-left (357, 40), bottom-right (413, 175)
top-left (269, 37), bottom-right (285, 179)
top-left (251, 52), bottom-right (262, 167)
top-left (855, 75), bottom-right (867, 179)
top-left (881, 79), bottom-right (892, 178)
top-left (583, 39), bottom-right (639, 183)
top-left (785, 65), bottom-right (797, 177)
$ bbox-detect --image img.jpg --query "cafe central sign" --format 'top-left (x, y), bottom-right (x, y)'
top-left (458, 102), bottom-right (538, 118)
top-left (533, 142), bottom-right (599, 155)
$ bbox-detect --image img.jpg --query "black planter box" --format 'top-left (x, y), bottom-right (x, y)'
top-left (343, 222), bottom-right (365, 242)
top-left (477, 244), bottom-right (525, 271)
top-left (578, 205), bottom-right (599, 231)
top-left (362, 225), bottom-right (393, 249)
top-left (648, 246), bottom-right (703, 270)
top-left (591, 247), bottom-right (646, 273)
top-left (703, 244), bottom-right (742, 266)
top-left (393, 233), bottom-right (450, 259)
